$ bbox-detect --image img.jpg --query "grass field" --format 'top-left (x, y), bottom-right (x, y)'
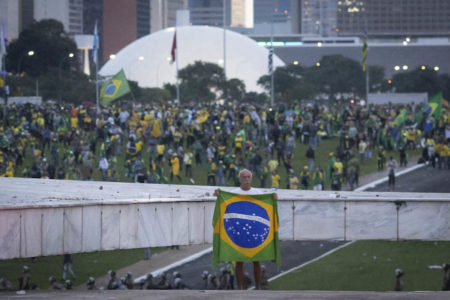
top-left (0, 247), bottom-right (167, 290)
top-left (15, 136), bottom-right (420, 190)
top-left (270, 240), bottom-right (450, 291)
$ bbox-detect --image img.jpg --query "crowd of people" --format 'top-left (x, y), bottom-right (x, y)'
top-left (0, 99), bottom-right (448, 190)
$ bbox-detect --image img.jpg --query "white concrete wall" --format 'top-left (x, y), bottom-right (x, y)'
top-left (0, 178), bottom-right (449, 259)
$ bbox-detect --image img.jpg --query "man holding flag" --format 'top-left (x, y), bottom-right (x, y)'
top-left (213, 169), bottom-right (279, 289)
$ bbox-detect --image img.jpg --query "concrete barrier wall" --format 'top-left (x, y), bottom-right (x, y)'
top-left (1, 178), bottom-right (449, 259)
top-left (1, 196), bottom-right (449, 259)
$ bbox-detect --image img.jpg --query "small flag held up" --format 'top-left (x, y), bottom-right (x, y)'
top-left (268, 46), bottom-right (273, 75)
top-left (99, 69), bottom-right (131, 106)
top-left (92, 21), bottom-right (98, 65)
top-left (362, 29), bottom-right (368, 72)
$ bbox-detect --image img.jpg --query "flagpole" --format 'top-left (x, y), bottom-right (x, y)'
top-left (2, 55), bottom-right (6, 124)
top-left (364, 16), bottom-right (369, 106)
top-left (93, 21), bottom-right (100, 115)
top-left (365, 60), bottom-right (369, 104)
top-left (270, 7), bottom-right (274, 108)
top-left (175, 30), bottom-right (180, 105)
top-left (1, 26), bottom-right (7, 124)
top-left (96, 61), bottom-right (99, 114)
top-left (223, 0), bottom-right (227, 101)
top-left (223, 0), bottom-right (226, 78)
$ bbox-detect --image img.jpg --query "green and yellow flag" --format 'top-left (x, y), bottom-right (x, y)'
top-left (392, 109), bottom-right (407, 127)
top-left (362, 29), bottom-right (368, 72)
top-left (100, 69), bottom-right (131, 106)
top-left (429, 92), bottom-right (442, 121)
top-left (212, 190), bottom-right (280, 267)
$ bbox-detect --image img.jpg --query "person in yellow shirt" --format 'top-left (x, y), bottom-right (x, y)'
top-left (170, 153), bottom-right (181, 182)
top-left (1, 161), bottom-right (14, 177)
top-left (298, 166), bottom-right (309, 190)
top-left (333, 158), bottom-right (344, 175)
top-left (271, 171), bottom-right (280, 190)
top-left (135, 139), bottom-right (144, 154)
top-left (441, 142), bottom-right (449, 170)
top-left (268, 156), bottom-right (279, 173)
top-left (288, 169), bottom-right (299, 190)
top-left (234, 133), bottom-right (243, 156)
top-left (70, 117), bottom-right (78, 129)
top-left (156, 141), bottom-right (165, 162)
top-left (152, 119), bottom-right (162, 138)
top-left (207, 158), bottom-right (217, 186)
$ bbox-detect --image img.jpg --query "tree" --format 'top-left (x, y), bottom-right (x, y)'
top-left (243, 91), bottom-right (269, 105)
top-left (226, 78), bottom-right (246, 102)
top-left (438, 74), bottom-right (450, 100)
top-left (258, 64), bottom-right (319, 103)
top-left (368, 65), bottom-right (386, 93)
top-left (392, 67), bottom-right (442, 97)
top-left (5, 19), bottom-right (78, 77)
top-left (178, 61), bottom-right (225, 104)
top-left (311, 55), bottom-right (365, 98)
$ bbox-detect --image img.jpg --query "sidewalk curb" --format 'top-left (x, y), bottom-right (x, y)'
top-left (354, 163), bottom-right (426, 192)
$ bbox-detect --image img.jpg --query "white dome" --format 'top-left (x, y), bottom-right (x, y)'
top-left (99, 26), bottom-right (284, 93)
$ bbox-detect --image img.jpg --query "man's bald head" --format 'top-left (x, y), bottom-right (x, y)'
top-left (238, 169), bottom-right (252, 191)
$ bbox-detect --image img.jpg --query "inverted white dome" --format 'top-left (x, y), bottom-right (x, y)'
top-left (99, 26), bottom-right (284, 93)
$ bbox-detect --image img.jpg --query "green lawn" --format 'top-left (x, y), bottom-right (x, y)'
top-left (0, 247), bottom-right (167, 290)
top-left (14, 136), bottom-right (420, 190)
top-left (270, 240), bottom-right (450, 291)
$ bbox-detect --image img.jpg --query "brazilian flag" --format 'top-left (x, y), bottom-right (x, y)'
top-left (100, 69), bottom-right (131, 106)
top-left (212, 190), bottom-right (280, 267)
top-left (429, 92), bottom-right (442, 121)
top-left (392, 109), bottom-right (407, 127)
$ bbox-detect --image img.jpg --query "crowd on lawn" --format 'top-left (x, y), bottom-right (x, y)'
top-left (0, 99), bottom-right (448, 191)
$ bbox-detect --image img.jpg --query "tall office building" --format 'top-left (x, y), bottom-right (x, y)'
top-left (34, 0), bottom-right (84, 36)
top-left (0, 0), bottom-right (21, 41)
top-left (137, 0), bottom-right (150, 38)
top-left (253, 0), bottom-right (296, 34)
top-left (21, 0), bottom-right (34, 31)
top-left (150, 0), bottom-right (187, 33)
top-left (68, 0), bottom-right (83, 35)
top-left (337, 0), bottom-right (450, 37)
top-left (290, 0), bottom-right (301, 34)
top-left (188, 0), bottom-right (253, 28)
top-left (102, 0), bottom-right (152, 61)
top-left (254, 0), bottom-right (290, 24)
top-left (189, 0), bottom-right (227, 27)
top-left (301, 0), bottom-right (337, 37)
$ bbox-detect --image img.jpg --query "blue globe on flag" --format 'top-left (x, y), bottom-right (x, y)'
top-left (104, 82), bottom-right (117, 96)
top-left (224, 201), bottom-right (270, 249)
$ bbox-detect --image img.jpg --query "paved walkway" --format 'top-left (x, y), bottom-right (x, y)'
top-left (343, 156), bottom-right (421, 191)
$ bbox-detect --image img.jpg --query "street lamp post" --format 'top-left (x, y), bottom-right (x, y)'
top-left (58, 52), bottom-right (74, 102)
top-left (17, 50), bottom-right (35, 74)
